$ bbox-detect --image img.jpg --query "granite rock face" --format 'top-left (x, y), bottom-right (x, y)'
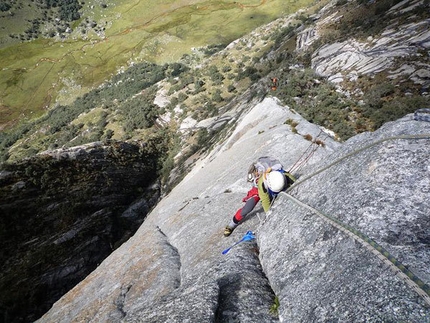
top-left (296, 0), bottom-right (430, 88)
top-left (3, 1), bottom-right (430, 322)
top-left (259, 114), bottom-right (430, 322)
top-left (37, 98), bottom-right (430, 322)
top-left (0, 141), bottom-right (162, 322)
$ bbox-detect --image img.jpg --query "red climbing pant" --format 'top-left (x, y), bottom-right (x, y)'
top-left (233, 187), bottom-right (260, 223)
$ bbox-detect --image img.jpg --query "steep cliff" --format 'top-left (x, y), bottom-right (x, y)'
top-left (1, 0), bottom-right (429, 321)
top-left (0, 141), bottom-right (164, 322)
top-left (37, 98), bottom-right (430, 322)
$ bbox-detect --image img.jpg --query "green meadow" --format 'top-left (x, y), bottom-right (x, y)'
top-left (0, 0), bottom-right (309, 129)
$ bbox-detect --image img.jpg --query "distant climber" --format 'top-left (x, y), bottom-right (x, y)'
top-left (224, 156), bottom-right (295, 237)
top-left (270, 77), bottom-right (278, 91)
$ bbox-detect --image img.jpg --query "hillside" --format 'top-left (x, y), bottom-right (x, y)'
top-left (1, 0), bottom-right (429, 165)
top-left (0, 0), bottom-right (304, 129)
top-left (1, 0), bottom-right (430, 322)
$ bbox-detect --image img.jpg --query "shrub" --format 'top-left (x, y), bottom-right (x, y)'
top-left (236, 66), bottom-right (259, 81)
top-left (363, 82), bottom-right (395, 109)
top-left (212, 89), bottom-right (224, 103)
top-left (222, 65), bottom-right (232, 73)
top-left (208, 66), bottom-right (224, 84)
top-left (227, 84), bottom-right (236, 93)
top-left (122, 99), bottom-right (159, 131)
top-left (178, 92), bottom-right (188, 103)
top-left (365, 95), bottom-right (427, 129)
top-left (166, 63), bottom-right (189, 77)
top-left (303, 134), bottom-right (313, 141)
top-left (202, 44), bottom-right (226, 56)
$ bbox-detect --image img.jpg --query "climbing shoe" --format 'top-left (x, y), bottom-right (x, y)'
top-left (224, 226), bottom-right (235, 237)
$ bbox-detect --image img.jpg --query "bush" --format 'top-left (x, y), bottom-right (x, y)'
top-left (276, 68), bottom-right (358, 140)
top-left (0, 2), bottom-right (11, 11)
top-left (208, 66), bottom-right (224, 84)
top-left (202, 44), bottom-right (226, 56)
top-left (121, 97), bottom-right (159, 131)
top-left (177, 92), bottom-right (188, 103)
top-left (363, 82), bottom-right (395, 109)
top-left (227, 84), bottom-right (236, 93)
top-left (166, 63), bottom-right (189, 77)
top-left (222, 65), bottom-right (232, 73)
top-left (236, 66), bottom-right (259, 81)
top-left (193, 79), bottom-right (206, 94)
top-left (212, 89), bottom-right (224, 103)
top-left (364, 95), bottom-right (427, 129)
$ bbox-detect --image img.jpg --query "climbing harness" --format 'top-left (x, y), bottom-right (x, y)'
top-left (414, 108), bottom-right (430, 122)
top-left (255, 127), bottom-right (325, 221)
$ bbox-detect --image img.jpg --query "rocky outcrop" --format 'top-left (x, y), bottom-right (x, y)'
top-left (297, 1), bottom-right (430, 88)
top-left (36, 97), bottom-right (430, 322)
top-left (0, 141), bottom-right (162, 323)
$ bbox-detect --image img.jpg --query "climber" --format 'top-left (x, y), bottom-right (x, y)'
top-left (270, 77), bottom-right (278, 91)
top-left (224, 156), bottom-right (295, 237)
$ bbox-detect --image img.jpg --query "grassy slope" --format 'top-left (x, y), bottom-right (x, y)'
top-left (0, 0), bottom-right (310, 129)
top-left (3, 0), bottom-right (427, 164)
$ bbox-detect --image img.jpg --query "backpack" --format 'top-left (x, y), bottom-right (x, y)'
top-left (247, 157), bottom-right (282, 183)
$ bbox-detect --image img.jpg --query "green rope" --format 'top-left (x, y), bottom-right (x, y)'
top-left (272, 133), bottom-right (430, 306)
top-left (287, 133), bottom-right (430, 192)
top-left (280, 192), bottom-right (430, 307)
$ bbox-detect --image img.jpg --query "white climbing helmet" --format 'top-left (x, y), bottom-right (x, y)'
top-left (266, 171), bottom-right (285, 193)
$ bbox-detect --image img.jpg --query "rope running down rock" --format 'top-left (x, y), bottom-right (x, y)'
top-left (280, 192), bottom-right (430, 307)
top-left (260, 131), bottom-right (430, 307)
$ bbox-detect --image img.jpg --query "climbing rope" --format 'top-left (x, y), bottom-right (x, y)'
top-left (288, 133), bottom-right (430, 191)
top-left (288, 130), bottom-right (327, 174)
top-left (259, 132), bottom-right (430, 306)
top-left (289, 109), bottom-right (430, 187)
top-left (280, 192), bottom-right (430, 307)
top-left (414, 108), bottom-right (430, 122)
